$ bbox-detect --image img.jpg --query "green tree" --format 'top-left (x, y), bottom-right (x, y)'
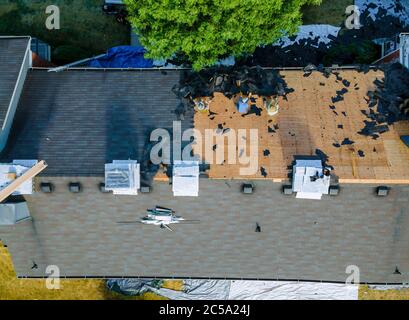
top-left (125, 0), bottom-right (321, 70)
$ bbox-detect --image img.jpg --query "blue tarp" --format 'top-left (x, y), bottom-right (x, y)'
top-left (89, 46), bottom-right (153, 68)
top-left (401, 135), bottom-right (409, 147)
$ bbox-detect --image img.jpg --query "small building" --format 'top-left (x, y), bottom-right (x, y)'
top-left (373, 33), bottom-right (409, 67)
top-left (400, 33), bottom-right (409, 69)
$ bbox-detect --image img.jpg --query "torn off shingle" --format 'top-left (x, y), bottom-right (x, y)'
top-left (341, 138), bottom-right (355, 145)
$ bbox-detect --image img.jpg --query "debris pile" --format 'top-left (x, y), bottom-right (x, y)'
top-left (246, 4), bottom-right (409, 68)
top-left (356, 0), bottom-right (409, 27)
top-left (275, 25), bottom-right (341, 49)
top-left (172, 66), bottom-right (294, 112)
top-left (359, 63), bottom-right (409, 138)
top-left (248, 37), bottom-right (333, 67)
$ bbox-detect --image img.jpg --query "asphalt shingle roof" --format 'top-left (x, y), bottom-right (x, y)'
top-left (0, 69), bottom-right (193, 176)
top-left (0, 37), bottom-right (30, 128)
top-left (0, 178), bottom-right (408, 283)
top-left (0, 42), bottom-right (407, 283)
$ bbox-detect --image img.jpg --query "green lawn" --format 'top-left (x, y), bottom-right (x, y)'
top-left (302, 0), bottom-right (354, 26)
top-left (0, 0), bottom-right (129, 64)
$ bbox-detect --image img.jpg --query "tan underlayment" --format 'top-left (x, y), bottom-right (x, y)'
top-left (193, 70), bottom-right (409, 183)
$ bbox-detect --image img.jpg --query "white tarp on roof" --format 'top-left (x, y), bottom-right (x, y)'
top-left (274, 25), bottom-right (341, 49)
top-left (356, 0), bottom-right (409, 26)
top-left (117, 279), bottom-right (358, 300)
top-left (228, 281), bottom-right (358, 300)
top-left (0, 202), bottom-right (31, 225)
top-left (105, 160), bottom-right (140, 195)
top-left (172, 161), bottom-right (199, 197)
top-left (292, 159), bottom-right (330, 200)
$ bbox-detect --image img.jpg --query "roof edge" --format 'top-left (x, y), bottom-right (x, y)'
top-left (0, 36), bottom-right (32, 151)
top-left (29, 64), bottom-right (381, 72)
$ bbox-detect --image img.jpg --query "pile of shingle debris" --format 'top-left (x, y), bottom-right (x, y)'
top-left (172, 65), bottom-right (294, 116)
top-left (359, 63), bottom-right (409, 139)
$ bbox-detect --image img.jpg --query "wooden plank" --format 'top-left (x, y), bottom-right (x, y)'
top-left (0, 160), bottom-right (47, 202)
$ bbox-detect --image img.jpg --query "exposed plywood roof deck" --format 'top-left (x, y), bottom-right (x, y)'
top-left (193, 70), bottom-right (409, 183)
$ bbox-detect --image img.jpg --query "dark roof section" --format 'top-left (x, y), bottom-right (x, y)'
top-left (1, 178), bottom-right (408, 283)
top-left (0, 37), bottom-right (30, 128)
top-left (0, 69), bottom-right (193, 176)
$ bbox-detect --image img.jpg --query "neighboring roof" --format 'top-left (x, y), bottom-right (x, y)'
top-left (0, 177), bottom-right (408, 283)
top-left (0, 37), bottom-right (30, 128)
top-left (292, 159), bottom-right (330, 200)
top-left (194, 70), bottom-right (409, 183)
top-left (0, 69), bottom-right (193, 176)
top-left (374, 49), bottom-right (400, 65)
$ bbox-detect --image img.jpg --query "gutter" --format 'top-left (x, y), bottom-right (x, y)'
top-left (15, 274), bottom-right (408, 286)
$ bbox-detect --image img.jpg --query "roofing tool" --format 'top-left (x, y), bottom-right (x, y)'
top-left (117, 206), bottom-right (200, 231)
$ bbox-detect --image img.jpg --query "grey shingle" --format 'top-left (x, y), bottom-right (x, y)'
top-left (0, 178), bottom-right (408, 283)
top-left (0, 69), bottom-right (193, 176)
top-left (0, 37), bottom-right (30, 127)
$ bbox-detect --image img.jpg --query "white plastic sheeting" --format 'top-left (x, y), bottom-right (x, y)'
top-left (152, 280), bottom-right (231, 300)
top-left (172, 161), bottom-right (200, 197)
top-left (106, 279), bottom-right (358, 300)
top-left (274, 25), bottom-right (341, 49)
top-left (129, 279), bottom-right (359, 300)
top-left (356, 0), bottom-right (409, 26)
top-left (105, 160), bottom-right (140, 195)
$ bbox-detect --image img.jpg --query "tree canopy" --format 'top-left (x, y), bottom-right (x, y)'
top-left (125, 0), bottom-right (321, 70)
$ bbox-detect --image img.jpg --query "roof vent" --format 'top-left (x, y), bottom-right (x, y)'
top-left (69, 182), bottom-right (81, 193)
top-left (105, 160), bottom-right (140, 195)
top-left (172, 161), bottom-right (199, 197)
